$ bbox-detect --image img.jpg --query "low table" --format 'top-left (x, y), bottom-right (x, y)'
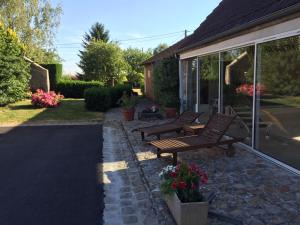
top-left (183, 124), bottom-right (205, 135)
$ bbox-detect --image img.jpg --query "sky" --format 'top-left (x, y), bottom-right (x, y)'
top-left (52, 0), bottom-right (222, 75)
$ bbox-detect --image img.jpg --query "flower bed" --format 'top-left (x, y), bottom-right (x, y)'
top-left (31, 89), bottom-right (64, 108)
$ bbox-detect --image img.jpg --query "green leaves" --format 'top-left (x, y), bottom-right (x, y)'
top-left (0, 25), bottom-right (30, 106)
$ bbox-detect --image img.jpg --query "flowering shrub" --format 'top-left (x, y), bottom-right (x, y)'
top-left (31, 89), bottom-right (64, 108)
top-left (236, 83), bottom-right (266, 96)
top-left (159, 163), bottom-right (208, 203)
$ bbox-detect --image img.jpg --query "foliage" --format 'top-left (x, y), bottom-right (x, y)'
top-left (0, 24), bottom-right (30, 106)
top-left (123, 48), bottom-right (152, 84)
top-left (153, 57), bottom-right (179, 107)
top-left (84, 87), bottom-right (111, 112)
top-left (83, 22), bottom-right (109, 46)
top-left (259, 36), bottom-right (300, 96)
top-left (40, 63), bottom-right (62, 90)
top-left (159, 163), bottom-right (208, 203)
top-left (109, 84), bottom-right (132, 107)
top-left (120, 95), bottom-right (137, 109)
top-left (78, 41), bottom-right (127, 85)
top-left (56, 80), bottom-right (104, 98)
top-left (153, 43), bottom-right (168, 55)
top-left (0, 0), bottom-right (62, 63)
top-left (31, 89), bottom-right (64, 108)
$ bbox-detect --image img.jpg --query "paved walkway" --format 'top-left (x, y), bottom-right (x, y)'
top-left (102, 100), bottom-right (300, 225)
top-left (0, 125), bottom-right (103, 225)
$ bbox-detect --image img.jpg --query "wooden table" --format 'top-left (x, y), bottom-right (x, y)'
top-left (183, 124), bottom-right (205, 135)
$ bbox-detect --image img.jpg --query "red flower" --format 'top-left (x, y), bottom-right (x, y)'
top-left (191, 183), bottom-right (197, 190)
top-left (201, 173), bottom-right (208, 184)
top-left (171, 181), bottom-right (177, 190)
top-left (170, 172), bottom-right (177, 178)
top-left (178, 181), bottom-right (187, 189)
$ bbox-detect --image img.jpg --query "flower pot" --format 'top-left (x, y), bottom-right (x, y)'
top-left (164, 193), bottom-right (208, 225)
top-left (122, 107), bottom-right (135, 121)
top-left (165, 107), bottom-right (177, 118)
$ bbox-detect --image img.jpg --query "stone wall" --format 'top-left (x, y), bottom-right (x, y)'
top-left (29, 63), bottom-right (50, 92)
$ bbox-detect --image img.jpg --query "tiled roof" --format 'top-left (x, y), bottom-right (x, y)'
top-left (143, 0), bottom-right (300, 64)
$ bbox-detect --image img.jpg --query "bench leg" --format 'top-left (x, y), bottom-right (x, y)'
top-left (173, 152), bottom-right (177, 166)
top-left (226, 143), bottom-right (235, 157)
top-left (156, 134), bottom-right (160, 140)
top-left (157, 148), bottom-right (161, 158)
top-left (141, 132), bottom-right (144, 141)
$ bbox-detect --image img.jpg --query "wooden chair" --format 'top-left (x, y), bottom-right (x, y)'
top-left (132, 111), bottom-right (203, 141)
top-left (148, 113), bottom-right (243, 165)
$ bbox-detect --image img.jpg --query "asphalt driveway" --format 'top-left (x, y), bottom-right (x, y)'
top-left (0, 125), bottom-right (103, 225)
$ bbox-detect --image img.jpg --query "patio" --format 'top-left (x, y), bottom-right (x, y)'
top-left (102, 99), bottom-right (300, 225)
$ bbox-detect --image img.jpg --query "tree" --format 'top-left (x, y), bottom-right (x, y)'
top-left (77, 41), bottom-right (127, 86)
top-left (83, 22), bottom-right (109, 46)
top-left (153, 43), bottom-right (168, 55)
top-left (0, 24), bottom-right (30, 106)
top-left (123, 48), bottom-right (152, 84)
top-left (0, 0), bottom-right (62, 63)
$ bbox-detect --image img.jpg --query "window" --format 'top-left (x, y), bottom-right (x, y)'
top-left (221, 46), bottom-right (255, 145)
top-left (198, 54), bottom-right (219, 123)
top-left (255, 35), bottom-right (300, 170)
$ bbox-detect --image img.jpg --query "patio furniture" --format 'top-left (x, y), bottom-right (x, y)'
top-left (132, 111), bottom-right (203, 141)
top-left (183, 123), bottom-right (205, 135)
top-left (148, 113), bottom-right (243, 165)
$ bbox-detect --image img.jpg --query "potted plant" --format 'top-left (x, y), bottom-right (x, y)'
top-left (159, 163), bottom-right (209, 225)
top-left (121, 94), bottom-right (137, 121)
top-left (162, 93), bottom-right (179, 118)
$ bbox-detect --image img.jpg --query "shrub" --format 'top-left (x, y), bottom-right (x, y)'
top-left (40, 63), bottom-right (62, 91)
top-left (0, 25), bottom-right (30, 106)
top-left (109, 84), bottom-right (132, 107)
top-left (31, 89), bottom-right (64, 108)
top-left (84, 87), bottom-right (111, 111)
top-left (56, 80), bottom-right (104, 98)
top-left (153, 57), bottom-right (179, 107)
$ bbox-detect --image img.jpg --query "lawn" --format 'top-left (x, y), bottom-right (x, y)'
top-left (0, 99), bottom-right (104, 125)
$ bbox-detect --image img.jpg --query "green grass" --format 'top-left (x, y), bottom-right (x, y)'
top-left (261, 96), bottom-right (300, 108)
top-left (0, 99), bottom-right (104, 125)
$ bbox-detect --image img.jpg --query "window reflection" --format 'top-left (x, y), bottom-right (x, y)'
top-left (255, 35), bottom-right (300, 170)
top-left (221, 46), bottom-right (255, 145)
top-left (182, 58), bottom-right (197, 111)
top-left (198, 54), bottom-right (219, 123)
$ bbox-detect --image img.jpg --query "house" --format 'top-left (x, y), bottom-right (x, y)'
top-left (143, 0), bottom-right (300, 173)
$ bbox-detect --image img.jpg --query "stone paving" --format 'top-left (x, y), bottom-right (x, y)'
top-left (102, 100), bottom-right (300, 225)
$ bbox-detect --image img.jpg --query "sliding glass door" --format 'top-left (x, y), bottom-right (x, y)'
top-left (220, 46), bottom-right (255, 145)
top-left (255, 35), bottom-right (300, 170)
top-left (198, 54), bottom-right (219, 123)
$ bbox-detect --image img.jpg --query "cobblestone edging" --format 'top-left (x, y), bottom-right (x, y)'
top-left (102, 120), bottom-right (159, 225)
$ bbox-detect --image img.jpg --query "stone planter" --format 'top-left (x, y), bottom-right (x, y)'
top-left (122, 107), bottom-right (135, 121)
top-left (165, 107), bottom-right (177, 118)
top-left (164, 194), bottom-right (208, 225)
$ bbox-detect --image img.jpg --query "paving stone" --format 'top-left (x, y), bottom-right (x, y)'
top-left (122, 215), bottom-right (138, 224)
top-left (121, 206), bottom-right (135, 215)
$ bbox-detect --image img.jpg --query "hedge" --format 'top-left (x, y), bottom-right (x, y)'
top-left (40, 64), bottom-right (62, 91)
top-left (84, 84), bottom-right (132, 111)
top-left (84, 87), bottom-right (111, 111)
top-left (56, 80), bottom-right (104, 98)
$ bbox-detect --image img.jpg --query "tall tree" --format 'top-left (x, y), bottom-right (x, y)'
top-left (0, 0), bottom-right (62, 63)
top-left (77, 41), bottom-right (127, 86)
top-left (83, 22), bottom-right (109, 47)
top-left (123, 48), bottom-right (152, 84)
top-left (153, 43), bottom-right (168, 55)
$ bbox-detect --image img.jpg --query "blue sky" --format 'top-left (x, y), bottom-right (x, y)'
top-left (52, 0), bottom-right (222, 74)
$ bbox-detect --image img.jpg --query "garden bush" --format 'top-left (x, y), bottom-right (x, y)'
top-left (109, 84), bottom-right (132, 107)
top-left (31, 89), bottom-right (64, 108)
top-left (0, 24), bottom-right (30, 106)
top-left (56, 80), bottom-right (104, 98)
top-left (153, 57), bottom-right (179, 108)
top-left (84, 87), bottom-right (111, 111)
top-left (40, 63), bottom-right (62, 91)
